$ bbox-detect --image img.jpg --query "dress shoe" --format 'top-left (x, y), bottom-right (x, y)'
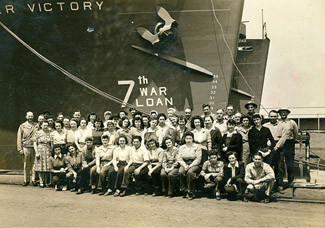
top-left (76, 189), bottom-right (84, 195)
top-left (22, 182), bottom-right (30, 187)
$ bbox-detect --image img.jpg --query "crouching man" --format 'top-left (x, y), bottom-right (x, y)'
top-left (244, 152), bottom-right (275, 203)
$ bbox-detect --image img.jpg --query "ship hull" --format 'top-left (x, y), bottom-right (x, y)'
top-left (0, 0), bottom-right (249, 169)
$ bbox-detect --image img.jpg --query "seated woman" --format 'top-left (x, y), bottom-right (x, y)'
top-left (178, 132), bottom-right (202, 200)
top-left (146, 138), bottom-right (164, 196)
top-left (200, 151), bottom-right (224, 200)
top-left (161, 136), bottom-right (179, 197)
top-left (113, 135), bottom-right (133, 197)
top-left (224, 151), bottom-right (245, 200)
top-left (92, 135), bottom-right (116, 194)
top-left (222, 119), bottom-right (243, 161)
top-left (65, 143), bottom-right (82, 191)
top-left (49, 145), bottom-right (68, 191)
top-left (120, 135), bottom-right (149, 196)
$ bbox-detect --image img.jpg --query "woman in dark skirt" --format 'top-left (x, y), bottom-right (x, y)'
top-left (222, 119), bottom-right (242, 161)
top-left (49, 145), bottom-right (67, 191)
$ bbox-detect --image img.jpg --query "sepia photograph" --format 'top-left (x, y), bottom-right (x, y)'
top-left (0, 0), bottom-right (324, 227)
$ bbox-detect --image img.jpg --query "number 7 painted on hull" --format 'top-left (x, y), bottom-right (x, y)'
top-left (118, 80), bottom-right (135, 107)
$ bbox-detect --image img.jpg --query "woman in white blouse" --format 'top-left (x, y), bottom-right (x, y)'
top-left (177, 131), bottom-right (202, 200)
top-left (112, 135), bottom-right (133, 197)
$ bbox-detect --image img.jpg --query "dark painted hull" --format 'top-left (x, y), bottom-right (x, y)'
top-left (0, 0), bottom-right (268, 169)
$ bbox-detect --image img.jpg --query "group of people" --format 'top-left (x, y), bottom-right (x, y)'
top-left (17, 101), bottom-right (298, 203)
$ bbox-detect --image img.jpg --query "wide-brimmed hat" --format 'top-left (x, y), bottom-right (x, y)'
top-left (278, 107), bottom-right (291, 114)
top-left (244, 101), bottom-right (258, 109)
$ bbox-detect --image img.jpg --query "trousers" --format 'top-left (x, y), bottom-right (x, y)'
top-left (161, 168), bottom-right (179, 195)
top-left (22, 147), bottom-right (35, 182)
top-left (179, 166), bottom-right (200, 194)
top-left (121, 163), bottom-right (149, 190)
top-left (283, 139), bottom-right (295, 184)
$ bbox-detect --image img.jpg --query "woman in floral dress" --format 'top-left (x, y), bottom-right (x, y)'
top-left (33, 121), bottom-right (51, 187)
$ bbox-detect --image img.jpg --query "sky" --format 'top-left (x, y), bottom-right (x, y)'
top-left (242, 0), bottom-right (325, 117)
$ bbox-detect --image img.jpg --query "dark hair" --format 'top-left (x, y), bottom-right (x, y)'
top-left (129, 108), bottom-right (136, 112)
top-left (209, 148), bottom-right (219, 157)
top-left (101, 134), bottom-right (110, 141)
top-left (149, 117), bottom-right (158, 126)
top-left (253, 152), bottom-right (263, 159)
top-left (183, 131), bottom-right (194, 140)
top-left (226, 151), bottom-right (238, 160)
top-left (203, 115), bottom-right (214, 123)
top-left (40, 120), bottom-right (49, 128)
top-left (161, 135), bottom-right (174, 149)
top-left (66, 143), bottom-right (78, 152)
top-left (119, 110), bottom-right (128, 117)
top-left (87, 112), bottom-right (97, 122)
top-left (240, 115), bottom-right (251, 123)
top-left (63, 116), bottom-right (70, 120)
top-left (177, 115), bottom-right (186, 125)
top-left (53, 145), bottom-right (62, 152)
top-left (94, 118), bottom-right (104, 129)
top-left (132, 135), bottom-right (142, 143)
top-left (269, 110), bottom-right (278, 116)
top-left (191, 115), bottom-right (204, 129)
top-left (85, 136), bottom-right (93, 142)
top-left (146, 138), bottom-right (159, 149)
top-left (157, 113), bottom-right (167, 120)
top-left (79, 117), bottom-right (88, 125)
top-left (54, 120), bottom-right (64, 129)
top-left (227, 119), bottom-right (236, 126)
top-left (119, 116), bottom-right (131, 128)
top-left (134, 111), bottom-right (142, 118)
top-left (202, 104), bottom-right (211, 109)
top-left (132, 117), bottom-right (144, 129)
top-left (116, 135), bottom-right (128, 145)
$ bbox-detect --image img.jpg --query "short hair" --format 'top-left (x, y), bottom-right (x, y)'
top-left (132, 135), bottom-right (142, 143)
top-left (53, 145), bottom-right (62, 152)
top-left (202, 104), bottom-right (211, 109)
top-left (149, 117), bottom-right (158, 125)
top-left (63, 116), bottom-right (70, 120)
top-left (216, 108), bottom-right (224, 113)
top-left (227, 119), bottom-right (236, 126)
top-left (116, 135), bottom-right (128, 145)
top-left (54, 120), bottom-right (64, 128)
top-left (119, 116), bottom-right (131, 128)
top-left (57, 112), bottom-right (63, 116)
top-left (85, 136), bottom-right (93, 142)
top-left (132, 117), bottom-right (144, 129)
top-left (177, 115), bottom-right (186, 125)
top-left (191, 115), bottom-right (204, 129)
top-left (269, 110), bottom-right (278, 116)
top-left (209, 149), bottom-right (220, 157)
top-left (40, 120), bottom-right (49, 127)
top-left (226, 105), bottom-right (234, 109)
top-left (252, 113), bottom-right (262, 120)
top-left (184, 107), bottom-right (192, 112)
top-left (73, 110), bottom-right (81, 114)
top-left (253, 152), bottom-right (263, 159)
top-left (204, 115), bottom-right (214, 123)
top-left (101, 134), bottom-right (109, 141)
top-left (129, 108), bottom-right (136, 112)
top-left (183, 131), bottom-right (194, 140)
top-left (158, 113), bottom-right (167, 120)
top-left (146, 138), bottom-right (159, 148)
top-left (240, 115), bottom-right (251, 123)
top-left (226, 151), bottom-right (238, 160)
